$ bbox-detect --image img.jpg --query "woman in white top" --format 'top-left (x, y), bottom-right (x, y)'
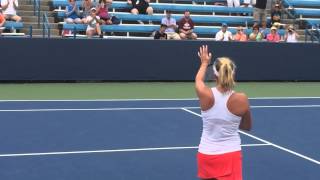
top-left (1, 0), bottom-right (21, 22)
top-left (284, 25), bottom-right (299, 43)
top-left (195, 45), bottom-right (252, 180)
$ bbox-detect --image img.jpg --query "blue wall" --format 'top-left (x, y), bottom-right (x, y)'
top-left (0, 38), bottom-right (319, 81)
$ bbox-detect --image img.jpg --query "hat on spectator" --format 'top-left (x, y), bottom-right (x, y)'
top-left (90, 7), bottom-right (97, 11)
top-left (160, 24), bottom-right (168, 28)
top-left (288, 25), bottom-right (294, 30)
top-left (271, 26), bottom-right (277, 30)
top-left (275, 3), bottom-right (280, 7)
top-left (222, 23), bottom-right (228, 27)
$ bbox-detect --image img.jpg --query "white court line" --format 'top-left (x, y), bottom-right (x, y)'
top-left (181, 108), bottom-right (320, 165)
top-left (1, 105), bottom-right (320, 112)
top-left (0, 144), bottom-right (270, 158)
top-left (0, 97), bottom-right (320, 102)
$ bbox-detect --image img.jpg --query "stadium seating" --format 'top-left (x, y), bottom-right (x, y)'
top-left (52, 1), bottom-right (253, 15)
top-left (283, 0), bottom-right (320, 8)
top-left (303, 18), bottom-right (320, 27)
top-left (63, 23), bottom-right (285, 36)
top-left (54, 0), bottom-right (289, 39)
top-left (292, 8), bottom-right (320, 18)
top-left (57, 11), bottom-right (254, 25)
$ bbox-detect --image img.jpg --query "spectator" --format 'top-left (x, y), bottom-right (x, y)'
top-left (271, 3), bottom-right (281, 26)
top-left (154, 24), bottom-right (167, 40)
top-left (227, 0), bottom-right (240, 8)
top-left (0, 0), bottom-right (21, 22)
top-left (161, 11), bottom-right (180, 40)
top-left (242, 0), bottom-right (252, 7)
top-left (253, 0), bottom-right (267, 27)
top-left (257, 20), bottom-right (267, 39)
top-left (284, 25), bottom-right (299, 43)
top-left (97, 0), bottom-right (112, 25)
top-left (81, 0), bottom-right (93, 23)
top-left (178, 10), bottom-right (197, 40)
top-left (86, 7), bottom-right (103, 38)
top-left (65, 0), bottom-right (82, 24)
top-left (127, 0), bottom-right (153, 15)
top-left (215, 23), bottom-right (233, 41)
top-left (233, 26), bottom-right (247, 41)
top-left (267, 26), bottom-right (280, 42)
top-left (241, 0), bottom-right (252, 16)
top-left (0, 8), bottom-right (6, 34)
top-left (249, 25), bottom-right (263, 41)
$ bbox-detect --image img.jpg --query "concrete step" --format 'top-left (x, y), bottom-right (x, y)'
top-left (18, 10), bottom-right (55, 17)
top-left (20, 16), bottom-right (55, 23)
top-left (20, 0), bottom-right (52, 6)
top-left (19, 5), bottom-right (50, 11)
top-left (23, 22), bottom-right (60, 29)
top-left (21, 28), bottom-right (60, 36)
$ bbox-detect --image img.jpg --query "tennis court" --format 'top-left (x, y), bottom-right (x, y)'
top-left (0, 96), bottom-right (319, 180)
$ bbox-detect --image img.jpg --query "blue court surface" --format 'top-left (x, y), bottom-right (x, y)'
top-left (0, 98), bottom-right (319, 180)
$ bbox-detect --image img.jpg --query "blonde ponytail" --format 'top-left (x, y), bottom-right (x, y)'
top-left (215, 57), bottom-right (236, 91)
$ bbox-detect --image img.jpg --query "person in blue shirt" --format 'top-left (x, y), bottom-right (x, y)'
top-left (65, 0), bottom-right (82, 24)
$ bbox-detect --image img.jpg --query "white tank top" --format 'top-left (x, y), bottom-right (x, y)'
top-left (198, 87), bottom-right (242, 155)
top-left (286, 33), bottom-right (297, 43)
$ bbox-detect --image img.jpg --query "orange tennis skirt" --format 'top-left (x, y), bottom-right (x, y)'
top-left (197, 151), bottom-right (242, 180)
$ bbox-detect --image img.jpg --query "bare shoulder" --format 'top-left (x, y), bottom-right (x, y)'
top-left (227, 92), bottom-right (249, 116)
top-left (231, 92), bottom-right (249, 103)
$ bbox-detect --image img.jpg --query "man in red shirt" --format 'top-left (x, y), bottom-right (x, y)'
top-left (178, 10), bottom-right (197, 40)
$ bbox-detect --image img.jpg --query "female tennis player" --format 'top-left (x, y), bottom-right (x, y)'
top-left (195, 45), bottom-right (252, 180)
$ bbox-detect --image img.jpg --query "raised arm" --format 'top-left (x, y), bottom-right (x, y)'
top-left (195, 45), bottom-right (214, 111)
top-left (1, 0), bottom-right (9, 10)
top-left (13, 0), bottom-right (18, 9)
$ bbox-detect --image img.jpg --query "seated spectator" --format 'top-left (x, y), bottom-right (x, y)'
top-left (0, 8), bottom-right (6, 34)
top-left (178, 10), bottom-right (197, 40)
top-left (241, 0), bottom-right (252, 16)
top-left (65, 0), bottom-right (82, 24)
top-left (271, 3), bottom-right (281, 26)
top-left (154, 24), bottom-right (167, 40)
top-left (86, 7), bottom-right (103, 38)
top-left (97, 0), bottom-right (112, 25)
top-left (81, 0), bottom-right (93, 23)
top-left (266, 26), bottom-right (280, 42)
top-left (127, 0), bottom-right (153, 15)
top-left (161, 11), bottom-right (180, 40)
top-left (284, 25), bottom-right (299, 43)
top-left (242, 0), bottom-right (252, 7)
top-left (233, 26), bottom-right (247, 41)
top-left (249, 25), bottom-right (263, 41)
top-left (227, 0), bottom-right (240, 7)
top-left (0, 0), bottom-right (21, 22)
top-left (215, 23), bottom-right (233, 41)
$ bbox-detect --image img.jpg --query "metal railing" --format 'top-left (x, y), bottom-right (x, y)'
top-left (42, 12), bottom-right (51, 38)
top-left (33, 0), bottom-right (41, 28)
top-left (305, 25), bottom-right (320, 43)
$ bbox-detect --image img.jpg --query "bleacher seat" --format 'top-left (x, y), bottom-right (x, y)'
top-left (294, 8), bottom-right (320, 18)
top-left (52, 0), bottom-right (253, 15)
top-left (303, 18), bottom-right (320, 27)
top-left (63, 23), bottom-right (285, 36)
top-left (57, 11), bottom-right (254, 25)
top-left (283, 0), bottom-right (320, 8)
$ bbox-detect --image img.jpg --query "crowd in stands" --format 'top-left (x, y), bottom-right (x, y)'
top-left (59, 0), bottom-right (299, 42)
